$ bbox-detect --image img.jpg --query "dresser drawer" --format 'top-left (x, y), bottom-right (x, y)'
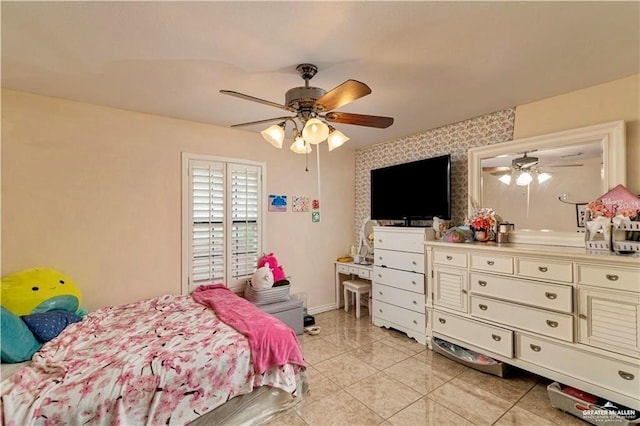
top-left (470, 295), bottom-right (573, 342)
top-left (376, 249), bottom-right (424, 274)
top-left (576, 264), bottom-right (640, 292)
top-left (336, 264), bottom-right (350, 274)
top-left (433, 250), bottom-right (467, 268)
top-left (374, 283), bottom-right (425, 314)
top-left (470, 272), bottom-right (573, 313)
top-left (433, 311), bottom-right (513, 358)
top-left (349, 266), bottom-right (371, 279)
top-left (516, 333), bottom-right (640, 400)
top-left (470, 253), bottom-right (513, 274)
top-left (373, 299), bottom-right (425, 333)
top-left (373, 266), bottom-right (425, 294)
top-left (516, 257), bottom-right (573, 283)
top-left (375, 230), bottom-right (425, 253)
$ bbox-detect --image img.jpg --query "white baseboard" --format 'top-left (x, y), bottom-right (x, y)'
top-left (307, 303), bottom-right (336, 315)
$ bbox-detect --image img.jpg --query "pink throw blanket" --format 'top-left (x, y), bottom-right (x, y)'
top-left (192, 284), bottom-right (306, 374)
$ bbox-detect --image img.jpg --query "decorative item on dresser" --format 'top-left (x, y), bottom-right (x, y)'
top-left (424, 241), bottom-right (640, 411)
top-left (372, 226), bottom-right (427, 344)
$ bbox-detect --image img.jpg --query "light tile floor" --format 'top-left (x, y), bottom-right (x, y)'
top-left (266, 308), bottom-right (587, 426)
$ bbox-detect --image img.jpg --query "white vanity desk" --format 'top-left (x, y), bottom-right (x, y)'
top-left (334, 261), bottom-right (373, 309)
top-left (425, 240), bottom-right (640, 410)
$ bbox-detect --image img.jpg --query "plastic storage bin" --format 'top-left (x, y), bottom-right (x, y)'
top-left (547, 382), bottom-right (639, 425)
top-left (432, 337), bottom-right (509, 377)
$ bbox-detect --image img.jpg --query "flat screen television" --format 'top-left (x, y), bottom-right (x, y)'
top-left (370, 154), bottom-right (451, 224)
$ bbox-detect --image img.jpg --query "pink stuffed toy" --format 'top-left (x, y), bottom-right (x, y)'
top-left (258, 253), bottom-right (287, 284)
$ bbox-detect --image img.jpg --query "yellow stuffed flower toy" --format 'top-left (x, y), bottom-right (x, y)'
top-left (1, 268), bottom-right (82, 316)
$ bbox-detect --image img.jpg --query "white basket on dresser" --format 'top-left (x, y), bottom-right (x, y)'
top-left (612, 220), bottom-right (640, 253)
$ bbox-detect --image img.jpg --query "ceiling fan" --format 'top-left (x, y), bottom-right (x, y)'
top-left (220, 64), bottom-right (394, 153)
top-left (483, 151), bottom-right (583, 186)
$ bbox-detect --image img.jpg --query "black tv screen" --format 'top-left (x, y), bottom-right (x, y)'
top-left (370, 154), bottom-right (451, 222)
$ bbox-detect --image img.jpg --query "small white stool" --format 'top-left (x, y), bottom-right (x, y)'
top-left (343, 279), bottom-right (372, 319)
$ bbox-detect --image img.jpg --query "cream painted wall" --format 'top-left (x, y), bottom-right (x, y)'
top-left (1, 90), bottom-right (355, 312)
top-left (513, 73), bottom-right (640, 194)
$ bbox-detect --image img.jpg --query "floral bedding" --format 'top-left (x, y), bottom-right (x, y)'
top-left (1, 294), bottom-right (304, 425)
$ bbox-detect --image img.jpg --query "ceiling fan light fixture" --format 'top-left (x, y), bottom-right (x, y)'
top-left (327, 127), bottom-right (349, 151)
top-left (537, 172), bottom-right (552, 183)
top-left (261, 122), bottom-right (286, 148)
top-left (516, 171), bottom-right (533, 186)
top-left (498, 174), bottom-right (512, 185)
top-left (302, 118), bottom-right (329, 144)
top-left (290, 134), bottom-right (312, 154)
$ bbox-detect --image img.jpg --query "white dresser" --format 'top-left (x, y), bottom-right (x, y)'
top-left (425, 241), bottom-right (640, 410)
top-left (372, 227), bottom-right (427, 344)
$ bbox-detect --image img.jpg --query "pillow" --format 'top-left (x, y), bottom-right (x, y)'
top-left (21, 310), bottom-right (82, 343)
top-left (0, 306), bottom-right (42, 363)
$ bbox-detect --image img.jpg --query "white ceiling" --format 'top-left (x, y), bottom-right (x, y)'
top-left (2, 1), bottom-right (639, 149)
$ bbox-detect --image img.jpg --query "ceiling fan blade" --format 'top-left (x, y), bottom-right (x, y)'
top-left (324, 112), bottom-right (393, 128)
top-left (314, 80), bottom-right (372, 111)
top-left (230, 116), bottom-right (295, 128)
top-left (220, 90), bottom-right (293, 112)
top-left (483, 166), bottom-right (512, 173)
top-left (543, 163), bottom-right (584, 168)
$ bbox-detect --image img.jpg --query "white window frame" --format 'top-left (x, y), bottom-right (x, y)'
top-left (181, 152), bottom-right (267, 294)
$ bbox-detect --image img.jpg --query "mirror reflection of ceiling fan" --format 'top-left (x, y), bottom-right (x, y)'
top-left (483, 151), bottom-right (583, 186)
top-left (220, 64), bottom-right (394, 154)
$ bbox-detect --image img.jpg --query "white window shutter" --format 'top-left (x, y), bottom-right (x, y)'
top-left (190, 162), bottom-right (226, 286)
top-left (227, 163), bottom-right (261, 288)
top-left (184, 155), bottom-right (263, 294)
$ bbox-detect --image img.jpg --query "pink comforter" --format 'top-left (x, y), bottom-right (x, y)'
top-left (192, 284), bottom-right (306, 374)
top-left (1, 294), bottom-right (303, 425)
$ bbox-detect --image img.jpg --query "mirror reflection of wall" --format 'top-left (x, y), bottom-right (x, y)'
top-left (482, 155), bottom-right (602, 231)
top-left (357, 219), bottom-right (378, 264)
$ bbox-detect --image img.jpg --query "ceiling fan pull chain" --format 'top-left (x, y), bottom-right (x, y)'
top-left (317, 146), bottom-right (322, 217)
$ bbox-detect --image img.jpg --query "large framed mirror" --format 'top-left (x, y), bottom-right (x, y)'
top-left (468, 121), bottom-right (626, 247)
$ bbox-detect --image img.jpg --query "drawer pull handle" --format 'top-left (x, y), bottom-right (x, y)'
top-left (438, 318), bottom-right (446, 324)
top-left (379, 309), bottom-right (383, 313)
top-left (413, 300), bottom-right (417, 304)
top-left (545, 292), bottom-right (557, 300)
top-left (379, 291), bottom-right (383, 295)
top-left (487, 260), bottom-right (495, 266)
top-left (546, 320), bottom-right (558, 328)
top-left (579, 314), bottom-right (587, 319)
top-left (606, 274), bottom-right (619, 281)
top-left (618, 371), bottom-right (634, 381)
top-left (413, 320), bottom-right (418, 325)
top-left (378, 274), bottom-right (382, 278)
top-left (538, 266), bottom-right (548, 272)
top-left (446, 255), bottom-right (453, 260)
top-left (530, 344), bottom-right (542, 352)
top-left (478, 280), bottom-right (487, 287)
top-left (412, 261), bottom-right (417, 265)
top-left (412, 281), bottom-right (416, 285)
top-left (378, 239), bottom-right (382, 243)
top-left (492, 334), bottom-right (501, 342)
top-left (479, 304), bottom-right (488, 311)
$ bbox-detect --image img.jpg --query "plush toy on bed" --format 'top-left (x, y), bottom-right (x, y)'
top-left (1, 268), bottom-right (83, 363)
top-left (257, 253), bottom-right (289, 286)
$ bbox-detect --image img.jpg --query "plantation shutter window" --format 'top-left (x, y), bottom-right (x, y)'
top-left (183, 155), bottom-right (264, 294)
top-left (228, 164), bottom-right (261, 285)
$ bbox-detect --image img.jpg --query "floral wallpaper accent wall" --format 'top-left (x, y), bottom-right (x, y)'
top-left (355, 108), bottom-right (516, 242)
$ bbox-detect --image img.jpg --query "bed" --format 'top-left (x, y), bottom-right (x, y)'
top-left (1, 284), bottom-right (307, 425)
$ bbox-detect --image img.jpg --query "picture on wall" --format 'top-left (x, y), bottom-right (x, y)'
top-left (576, 203), bottom-right (588, 227)
top-left (268, 195), bottom-right (287, 212)
top-left (292, 195), bottom-right (309, 212)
